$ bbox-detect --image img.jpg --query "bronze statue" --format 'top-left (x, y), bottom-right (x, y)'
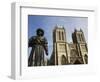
top-left (28, 28), bottom-right (48, 66)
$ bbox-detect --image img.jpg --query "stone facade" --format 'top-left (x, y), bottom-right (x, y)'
top-left (49, 26), bottom-right (88, 65)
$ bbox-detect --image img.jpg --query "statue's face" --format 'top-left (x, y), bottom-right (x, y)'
top-left (37, 28), bottom-right (44, 36)
top-left (38, 31), bottom-right (42, 36)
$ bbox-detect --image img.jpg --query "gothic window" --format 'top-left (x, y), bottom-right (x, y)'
top-left (62, 31), bottom-right (64, 40)
top-left (81, 34), bottom-right (83, 41)
top-left (79, 34), bottom-right (82, 42)
top-left (77, 34), bottom-right (81, 42)
top-left (59, 31), bottom-right (61, 40)
top-left (61, 55), bottom-right (66, 65)
top-left (84, 54), bottom-right (88, 64)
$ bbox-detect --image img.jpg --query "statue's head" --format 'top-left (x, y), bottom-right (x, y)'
top-left (36, 28), bottom-right (44, 36)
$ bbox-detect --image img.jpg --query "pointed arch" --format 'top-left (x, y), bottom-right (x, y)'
top-left (61, 55), bottom-right (67, 65)
top-left (84, 54), bottom-right (88, 64)
top-left (74, 59), bottom-right (81, 64)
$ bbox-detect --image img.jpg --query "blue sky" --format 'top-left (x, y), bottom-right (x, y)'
top-left (28, 15), bottom-right (88, 58)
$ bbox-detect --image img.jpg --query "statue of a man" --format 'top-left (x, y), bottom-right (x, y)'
top-left (28, 28), bottom-right (48, 66)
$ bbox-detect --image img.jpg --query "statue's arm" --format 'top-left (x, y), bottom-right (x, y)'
top-left (28, 36), bottom-right (35, 47)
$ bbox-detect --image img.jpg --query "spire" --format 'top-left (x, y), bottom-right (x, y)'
top-left (80, 28), bottom-right (83, 32)
top-left (74, 28), bottom-right (77, 32)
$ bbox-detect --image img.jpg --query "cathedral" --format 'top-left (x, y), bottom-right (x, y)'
top-left (49, 25), bottom-right (88, 65)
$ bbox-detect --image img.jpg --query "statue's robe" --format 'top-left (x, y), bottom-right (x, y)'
top-left (28, 36), bottom-right (48, 66)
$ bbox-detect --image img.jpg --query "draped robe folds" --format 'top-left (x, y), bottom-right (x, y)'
top-left (28, 36), bottom-right (48, 66)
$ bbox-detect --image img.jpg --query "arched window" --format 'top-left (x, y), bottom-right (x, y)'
top-left (61, 55), bottom-right (66, 65)
top-left (78, 34), bottom-right (81, 42)
top-left (62, 31), bottom-right (64, 40)
top-left (84, 54), bottom-right (88, 64)
top-left (59, 31), bottom-right (61, 40)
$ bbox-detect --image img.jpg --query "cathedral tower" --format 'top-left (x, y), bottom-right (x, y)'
top-left (72, 29), bottom-right (88, 64)
top-left (52, 26), bottom-right (69, 65)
